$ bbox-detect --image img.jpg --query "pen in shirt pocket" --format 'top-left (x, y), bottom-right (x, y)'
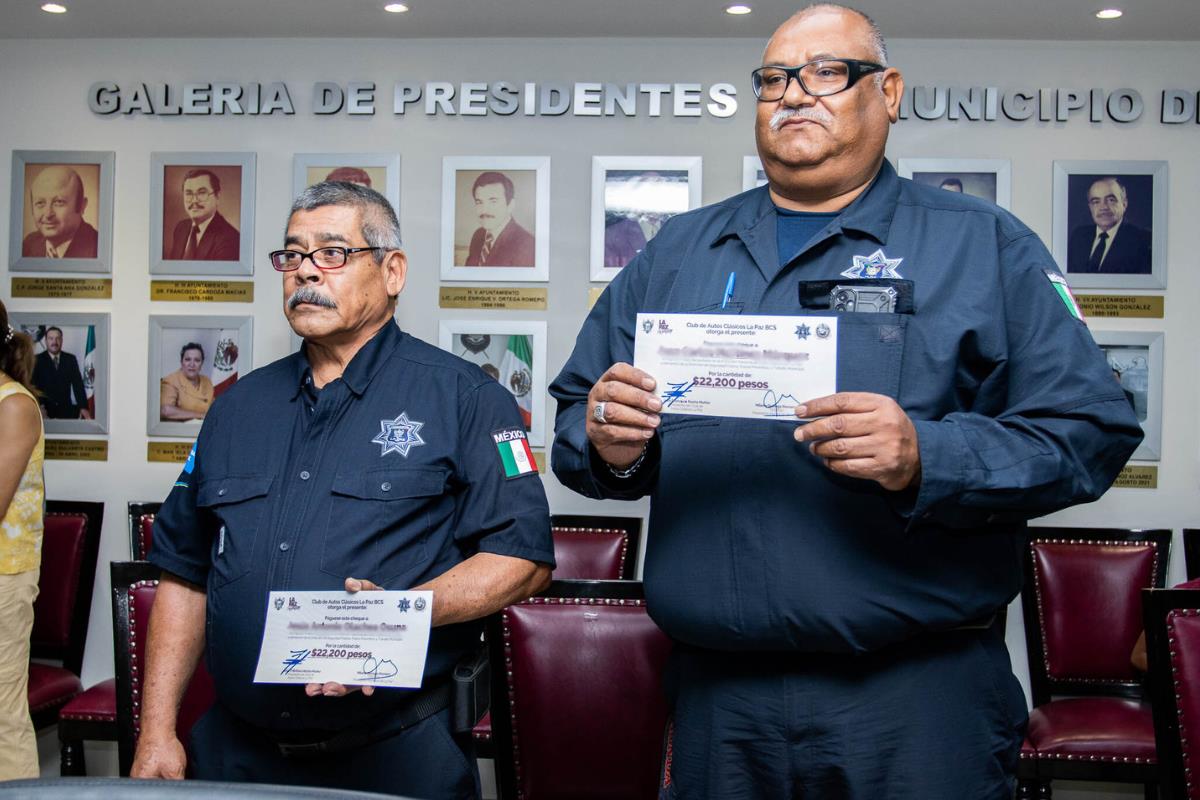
top-left (721, 272), bottom-right (736, 309)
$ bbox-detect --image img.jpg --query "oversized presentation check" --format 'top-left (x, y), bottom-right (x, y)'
top-left (253, 591), bottom-right (433, 688)
top-left (634, 313), bottom-right (838, 420)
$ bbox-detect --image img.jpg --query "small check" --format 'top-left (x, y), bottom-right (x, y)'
top-left (253, 591), bottom-right (433, 688)
top-left (634, 313), bottom-right (838, 420)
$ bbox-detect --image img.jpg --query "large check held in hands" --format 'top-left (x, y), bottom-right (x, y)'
top-left (254, 591), bottom-right (433, 688)
top-left (634, 313), bottom-right (838, 420)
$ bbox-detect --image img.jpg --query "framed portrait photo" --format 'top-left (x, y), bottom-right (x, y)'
top-left (897, 158), bottom-right (1011, 210)
top-left (9, 150), bottom-right (115, 274)
top-left (1052, 160), bottom-right (1167, 290)
top-left (292, 153), bottom-right (400, 216)
top-left (590, 156), bottom-right (702, 282)
top-left (437, 320), bottom-right (547, 447)
top-left (441, 157), bottom-right (550, 282)
top-left (148, 315), bottom-right (253, 437)
top-left (150, 152), bottom-right (256, 277)
top-left (10, 312), bottom-right (110, 435)
top-left (742, 155), bottom-right (767, 192)
top-left (1091, 329), bottom-right (1164, 462)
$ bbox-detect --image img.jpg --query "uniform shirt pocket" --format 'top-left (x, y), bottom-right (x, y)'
top-left (324, 467), bottom-right (449, 587)
top-left (196, 474), bottom-right (273, 588)
top-left (831, 312), bottom-right (909, 399)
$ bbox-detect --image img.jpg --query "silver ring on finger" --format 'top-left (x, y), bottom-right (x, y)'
top-left (593, 402), bottom-right (608, 424)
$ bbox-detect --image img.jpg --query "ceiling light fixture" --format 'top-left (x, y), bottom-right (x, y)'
top-left (41, 3), bottom-right (67, 12)
top-left (725, 4), bottom-right (752, 14)
top-left (1095, 8), bottom-right (1123, 19)
top-left (384, 3), bottom-right (409, 12)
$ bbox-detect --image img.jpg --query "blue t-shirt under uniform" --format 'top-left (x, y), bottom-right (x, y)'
top-left (776, 207), bottom-right (838, 268)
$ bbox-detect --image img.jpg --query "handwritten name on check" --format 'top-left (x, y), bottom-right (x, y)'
top-left (634, 313), bottom-right (837, 420)
top-left (254, 591), bottom-right (433, 688)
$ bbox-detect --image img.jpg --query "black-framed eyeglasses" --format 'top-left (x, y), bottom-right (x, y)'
top-left (268, 246), bottom-right (385, 272)
top-left (751, 59), bottom-right (885, 101)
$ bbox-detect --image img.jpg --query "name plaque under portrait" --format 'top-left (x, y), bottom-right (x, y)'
top-left (150, 281), bottom-right (254, 303)
top-left (11, 278), bottom-right (113, 299)
top-left (531, 450), bottom-right (546, 474)
top-left (438, 287), bottom-right (547, 310)
top-left (587, 287), bottom-right (605, 310)
top-left (45, 439), bottom-right (108, 461)
top-left (1112, 465), bottom-right (1158, 489)
top-left (1076, 295), bottom-right (1164, 319)
top-left (147, 441), bottom-right (194, 463)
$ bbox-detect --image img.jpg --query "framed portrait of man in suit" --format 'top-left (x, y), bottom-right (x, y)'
top-left (896, 158), bottom-right (1012, 210)
top-left (1092, 330), bottom-right (1164, 461)
top-left (150, 152), bottom-right (256, 276)
top-left (590, 156), bottom-right (702, 282)
top-left (9, 311), bottom-right (110, 436)
top-left (9, 151), bottom-right (115, 274)
top-left (437, 320), bottom-right (547, 447)
top-left (147, 315), bottom-right (253, 437)
top-left (1052, 160), bottom-right (1167, 290)
top-left (441, 156), bottom-right (550, 283)
top-left (292, 153), bottom-right (400, 216)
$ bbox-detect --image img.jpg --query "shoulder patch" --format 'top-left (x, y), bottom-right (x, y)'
top-left (492, 427), bottom-right (537, 479)
top-left (1044, 270), bottom-right (1086, 324)
top-left (183, 443), bottom-right (197, 475)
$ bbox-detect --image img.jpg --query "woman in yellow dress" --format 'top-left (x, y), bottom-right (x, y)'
top-left (159, 342), bottom-right (214, 422)
top-left (0, 300), bottom-right (46, 780)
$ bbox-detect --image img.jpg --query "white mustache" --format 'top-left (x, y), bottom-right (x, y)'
top-left (770, 107), bottom-right (832, 131)
top-left (288, 286), bottom-right (337, 310)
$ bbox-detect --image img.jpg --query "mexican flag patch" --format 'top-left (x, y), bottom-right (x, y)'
top-left (1044, 270), bottom-right (1086, 323)
top-left (492, 428), bottom-right (537, 479)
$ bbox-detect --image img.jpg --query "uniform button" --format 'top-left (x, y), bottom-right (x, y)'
top-left (280, 711), bottom-right (291, 720)
top-left (217, 488), bottom-right (227, 497)
top-left (381, 482), bottom-right (392, 492)
top-left (300, 470), bottom-right (311, 481)
top-left (279, 542), bottom-right (291, 552)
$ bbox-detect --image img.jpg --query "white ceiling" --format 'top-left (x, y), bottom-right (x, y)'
top-left (2, 0), bottom-right (1198, 40)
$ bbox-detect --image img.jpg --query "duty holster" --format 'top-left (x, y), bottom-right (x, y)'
top-left (451, 643), bottom-right (490, 734)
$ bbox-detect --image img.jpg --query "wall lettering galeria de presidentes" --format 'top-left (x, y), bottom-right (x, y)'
top-left (87, 80), bottom-right (1200, 124)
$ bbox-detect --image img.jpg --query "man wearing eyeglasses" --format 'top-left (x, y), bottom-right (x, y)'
top-left (137, 181), bottom-right (554, 797)
top-left (550, 5), bottom-right (1140, 798)
top-left (166, 168), bottom-right (240, 261)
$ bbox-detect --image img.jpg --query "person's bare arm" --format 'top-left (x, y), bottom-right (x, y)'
top-left (0, 392), bottom-right (41, 519)
top-left (159, 404), bottom-right (204, 422)
top-left (414, 552), bottom-right (551, 627)
top-left (130, 575), bottom-right (207, 780)
top-left (310, 555), bottom-right (551, 698)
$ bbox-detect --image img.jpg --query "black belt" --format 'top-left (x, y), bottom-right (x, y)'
top-left (274, 681), bottom-right (453, 758)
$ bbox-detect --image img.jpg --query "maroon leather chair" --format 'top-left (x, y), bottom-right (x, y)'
top-left (112, 560), bottom-right (215, 777)
top-left (1017, 527), bottom-right (1172, 799)
top-left (127, 501), bottom-right (161, 561)
top-left (473, 514), bottom-right (643, 758)
top-left (28, 501), bottom-right (102, 773)
top-left (548, 514), bottom-right (641, 581)
top-left (1143, 588), bottom-right (1200, 800)
top-left (58, 501), bottom-right (163, 774)
top-left (487, 580), bottom-right (671, 800)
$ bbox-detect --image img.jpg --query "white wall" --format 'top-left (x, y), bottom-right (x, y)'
top-left (2, 36), bottom-right (1197, 794)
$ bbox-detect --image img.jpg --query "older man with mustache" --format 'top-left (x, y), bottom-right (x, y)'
top-left (166, 169), bottom-right (240, 261)
top-left (549, 4), bottom-right (1141, 798)
top-left (136, 180), bottom-right (554, 798)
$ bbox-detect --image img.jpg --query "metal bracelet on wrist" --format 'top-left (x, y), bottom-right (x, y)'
top-left (607, 443), bottom-right (648, 479)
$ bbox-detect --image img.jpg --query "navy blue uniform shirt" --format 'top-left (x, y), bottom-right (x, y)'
top-left (151, 321), bottom-right (554, 732)
top-left (550, 160), bottom-right (1141, 655)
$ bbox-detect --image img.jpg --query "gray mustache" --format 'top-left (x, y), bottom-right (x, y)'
top-left (770, 107), bottom-right (833, 131)
top-left (288, 286), bottom-right (337, 310)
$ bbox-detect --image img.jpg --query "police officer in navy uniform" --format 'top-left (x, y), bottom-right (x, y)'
top-left (550, 5), bottom-right (1142, 799)
top-left (135, 181), bottom-right (554, 798)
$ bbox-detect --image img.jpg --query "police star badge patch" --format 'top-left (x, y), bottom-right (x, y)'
top-left (841, 249), bottom-right (903, 279)
top-left (372, 412), bottom-right (426, 457)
